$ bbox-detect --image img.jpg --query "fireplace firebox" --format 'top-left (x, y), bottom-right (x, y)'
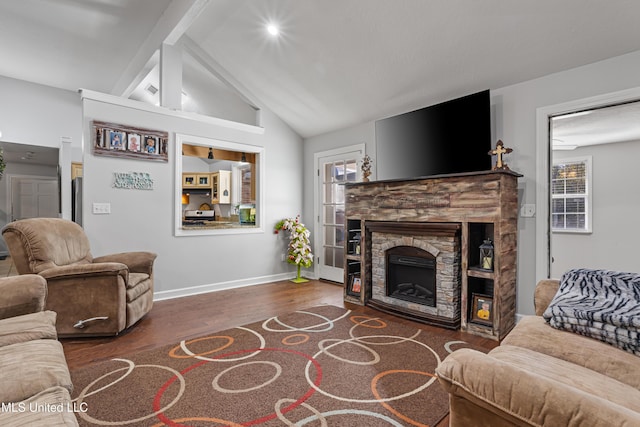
top-left (386, 246), bottom-right (436, 307)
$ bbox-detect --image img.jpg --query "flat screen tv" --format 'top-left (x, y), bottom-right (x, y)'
top-left (375, 90), bottom-right (491, 181)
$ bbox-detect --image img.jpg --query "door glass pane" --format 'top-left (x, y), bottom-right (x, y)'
top-left (325, 164), bottom-right (334, 182)
top-left (333, 161), bottom-right (345, 181)
top-left (324, 247), bottom-right (335, 267)
top-left (325, 226), bottom-right (335, 246)
top-left (324, 181), bottom-right (334, 203)
top-left (335, 248), bottom-right (344, 269)
top-left (334, 225), bottom-right (344, 246)
top-left (324, 206), bottom-right (335, 225)
top-left (334, 182), bottom-right (344, 204)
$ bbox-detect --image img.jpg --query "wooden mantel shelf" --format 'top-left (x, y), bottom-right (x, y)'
top-left (344, 169), bottom-right (523, 187)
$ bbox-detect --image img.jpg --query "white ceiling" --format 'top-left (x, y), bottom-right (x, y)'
top-left (552, 101), bottom-right (640, 150)
top-left (2, 1), bottom-right (640, 139)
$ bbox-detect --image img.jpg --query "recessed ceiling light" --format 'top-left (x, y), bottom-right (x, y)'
top-left (267, 24), bottom-right (279, 36)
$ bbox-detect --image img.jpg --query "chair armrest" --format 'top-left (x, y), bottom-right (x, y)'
top-left (39, 263), bottom-right (128, 282)
top-left (92, 251), bottom-right (157, 274)
top-left (534, 279), bottom-right (560, 315)
top-left (0, 274), bottom-right (48, 319)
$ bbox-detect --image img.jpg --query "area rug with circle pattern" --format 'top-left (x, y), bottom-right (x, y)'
top-left (70, 305), bottom-right (485, 426)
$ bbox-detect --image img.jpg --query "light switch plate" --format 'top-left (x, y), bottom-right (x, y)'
top-left (92, 203), bottom-right (111, 214)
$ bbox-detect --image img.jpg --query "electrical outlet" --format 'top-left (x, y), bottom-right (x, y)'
top-left (520, 204), bottom-right (535, 218)
top-left (92, 203), bottom-right (111, 214)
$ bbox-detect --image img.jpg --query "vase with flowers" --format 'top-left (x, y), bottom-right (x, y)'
top-left (274, 216), bottom-right (313, 283)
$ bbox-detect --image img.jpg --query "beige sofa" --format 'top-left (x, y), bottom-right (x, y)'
top-left (0, 275), bottom-right (78, 426)
top-left (437, 279), bottom-right (640, 427)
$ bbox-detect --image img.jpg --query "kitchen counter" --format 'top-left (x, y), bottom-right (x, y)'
top-left (181, 221), bottom-right (257, 230)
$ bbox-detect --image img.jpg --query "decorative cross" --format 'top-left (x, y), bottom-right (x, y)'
top-left (489, 140), bottom-right (513, 170)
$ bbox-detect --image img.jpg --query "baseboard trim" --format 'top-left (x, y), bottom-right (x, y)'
top-left (153, 273), bottom-right (295, 302)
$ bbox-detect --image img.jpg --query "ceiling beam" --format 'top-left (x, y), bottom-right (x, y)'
top-left (111, 0), bottom-right (210, 97)
top-left (183, 144), bottom-right (255, 163)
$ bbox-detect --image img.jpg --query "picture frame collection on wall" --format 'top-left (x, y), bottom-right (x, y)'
top-left (92, 120), bottom-right (169, 162)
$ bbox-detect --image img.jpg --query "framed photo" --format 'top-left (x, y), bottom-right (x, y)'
top-left (127, 133), bottom-right (141, 152)
top-left (143, 135), bottom-right (158, 154)
top-left (471, 293), bottom-right (493, 326)
top-left (109, 130), bottom-right (126, 150)
top-left (92, 121), bottom-right (168, 162)
top-left (350, 275), bottom-right (362, 294)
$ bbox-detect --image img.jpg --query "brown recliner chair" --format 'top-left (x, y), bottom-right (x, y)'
top-left (1, 218), bottom-right (157, 337)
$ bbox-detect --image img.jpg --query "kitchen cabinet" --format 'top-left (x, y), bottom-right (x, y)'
top-left (195, 174), bottom-right (211, 187)
top-left (183, 173), bottom-right (212, 188)
top-left (211, 170), bottom-right (231, 204)
top-left (182, 173), bottom-right (197, 188)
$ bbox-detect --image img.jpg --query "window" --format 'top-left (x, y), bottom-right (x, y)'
top-left (551, 156), bottom-right (592, 233)
top-left (175, 134), bottom-right (264, 236)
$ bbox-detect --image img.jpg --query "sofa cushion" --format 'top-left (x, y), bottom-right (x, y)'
top-left (0, 340), bottom-right (72, 403)
top-left (502, 316), bottom-right (640, 389)
top-left (491, 345), bottom-right (640, 413)
top-left (0, 310), bottom-right (57, 347)
top-left (0, 386), bottom-right (78, 426)
top-left (436, 348), bottom-right (640, 427)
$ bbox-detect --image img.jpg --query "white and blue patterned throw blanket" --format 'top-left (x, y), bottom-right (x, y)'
top-left (543, 268), bottom-right (640, 356)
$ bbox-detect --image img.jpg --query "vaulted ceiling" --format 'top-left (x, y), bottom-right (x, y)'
top-left (2, 0), bottom-right (640, 139)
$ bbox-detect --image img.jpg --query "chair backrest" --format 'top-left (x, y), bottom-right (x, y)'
top-left (2, 218), bottom-right (93, 274)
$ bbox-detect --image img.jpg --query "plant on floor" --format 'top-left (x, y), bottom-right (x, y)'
top-left (274, 216), bottom-right (313, 283)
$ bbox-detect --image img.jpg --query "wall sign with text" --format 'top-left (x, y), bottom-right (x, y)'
top-left (112, 172), bottom-right (154, 190)
top-left (92, 121), bottom-right (169, 162)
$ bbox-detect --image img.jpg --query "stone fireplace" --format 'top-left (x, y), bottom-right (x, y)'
top-left (343, 171), bottom-right (521, 340)
top-left (367, 222), bottom-right (461, 328)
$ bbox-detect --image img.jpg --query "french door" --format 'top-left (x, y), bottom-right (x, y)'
top-left (315, 145), bottom-right (364, 283)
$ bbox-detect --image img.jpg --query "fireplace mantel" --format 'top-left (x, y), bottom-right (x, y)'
top-left (365, 221), bottom-right (460, 237)
top-left (343, 170), bottom-right (521, 340)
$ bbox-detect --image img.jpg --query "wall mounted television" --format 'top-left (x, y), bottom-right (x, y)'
top-left (375, 89), bottom-right (492, 181)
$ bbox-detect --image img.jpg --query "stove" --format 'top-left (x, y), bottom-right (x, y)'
top-left (183, 210), bottom-right (215, 226)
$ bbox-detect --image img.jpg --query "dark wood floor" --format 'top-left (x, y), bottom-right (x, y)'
top-left (61, 279), bottom-right (498, 426)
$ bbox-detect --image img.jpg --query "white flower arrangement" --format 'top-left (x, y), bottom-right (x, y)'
top-left (274, 216), bottom-right (313, 283)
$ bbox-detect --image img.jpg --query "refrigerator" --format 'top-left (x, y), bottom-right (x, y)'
top-left (72, 177), bottom-right (82, 226)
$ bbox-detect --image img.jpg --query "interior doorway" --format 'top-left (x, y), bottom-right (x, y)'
top-left (314, 144), bottom-right (364, 283)
top-left (0, 141), bottom-right (60, 257)
top-left (550, 101), bottom-right (640, 277)
top-left (536, 87), bottom-right (640, 280)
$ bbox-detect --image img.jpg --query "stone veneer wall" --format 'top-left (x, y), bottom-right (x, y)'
top-left (371, 231), bottom-right (461, 322)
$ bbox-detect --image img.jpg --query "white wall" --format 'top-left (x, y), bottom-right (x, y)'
top-left (0, 76), bottom-right (83, 222)
top-left (303, 49), bottom-right (640, 316)
top-left (0, 76), bottom-right (82, 154)
top-left (552, 140), bottom-right (640, 276)
top-left (81, 92), bottom-right (303, 299)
